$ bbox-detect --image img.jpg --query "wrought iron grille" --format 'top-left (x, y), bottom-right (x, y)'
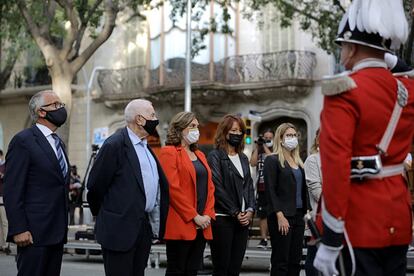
top-left (97, 50), bottom-right (316, 98)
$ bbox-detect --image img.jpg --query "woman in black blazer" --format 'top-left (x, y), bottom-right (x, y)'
top-left (207, 114), bottom-right (255, 276)
top-left (264, 122), bottom-right (310, 276)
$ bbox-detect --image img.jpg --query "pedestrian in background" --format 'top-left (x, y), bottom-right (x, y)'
top-left (159, 111), bottom-right (215, 276)
top-left (250, 129), bottom-right (274, 249)
top-left (264, 122), bottom-right (310, 276)
top-left (4, 90), bottom-right (70, 276)
top-left (87, 99), bottom-right (169, 276)
top-left (69, 165), bottom-right (82, 225)
top-left (207, 114), bottom-right (255, 276)
top-left (0, 149), bottom-right (10, 254)
top-left (303, 128), bottom-right (321, 276)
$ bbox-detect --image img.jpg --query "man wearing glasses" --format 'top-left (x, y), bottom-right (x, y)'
top-left (3, 90), bottom-right (70, 276)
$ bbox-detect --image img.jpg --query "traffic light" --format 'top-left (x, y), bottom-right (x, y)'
top-left (244, 118), bottom-right (252, 145)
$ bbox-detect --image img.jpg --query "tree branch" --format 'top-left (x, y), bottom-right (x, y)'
top-left (68, 0), bottom-right (104, 61)
top-left (0, 52), bottom-right (18, 90)
top-left (16, 0), bottom-right (52, 52)
top-left (279, 0), bottom-right (322, 24)
top-left (332, 0), bottom-right (346, 13)
top-left (70, 0), bottom-right (118, 74)
top-left (59, 0), bottom-right (81, 60)
top-left (86, 0), bottom-right (104, 23)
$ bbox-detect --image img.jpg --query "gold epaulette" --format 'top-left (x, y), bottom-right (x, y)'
top-left (393, 69), bottom-right (414, 79)
top-left (321, 71), bottom-right (357, 96)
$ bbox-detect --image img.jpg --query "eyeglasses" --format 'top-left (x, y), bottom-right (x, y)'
top-left (285, 133), bottom-right (297, 138)
top-left (41, 102), bottom-right (65, 109)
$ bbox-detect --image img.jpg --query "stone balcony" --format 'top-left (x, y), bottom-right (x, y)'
top-left (96, 50), bottom-right (317, 106)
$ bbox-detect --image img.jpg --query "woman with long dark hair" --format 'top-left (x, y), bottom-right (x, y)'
top-left (207, 114), bottom-right (255, 276)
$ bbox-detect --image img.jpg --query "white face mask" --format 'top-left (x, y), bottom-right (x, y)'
top-left (282, 137), bottom-right (298, 151)
top-left (184, 129), bottom-right (200, 144)
top-left (265, 140), bottom-right (273, 148)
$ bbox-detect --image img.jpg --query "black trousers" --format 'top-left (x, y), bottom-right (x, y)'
top-left (268, 210), bottom-right (305, 276)
top-left (16, 243), bottom-right (63, 276)
top-left (304, 244), bottom-right (318, 276)
top-left (102, 219), bottom-right (152, 276)
top-left (340, 245), bottom-right (408, 276)
top-left (210, 216), bottom-right (249, 276)
top-left (165, 230), bottom-right (206, 276)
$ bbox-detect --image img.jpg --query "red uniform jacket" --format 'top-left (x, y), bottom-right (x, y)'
top-left (320, 66), bottom-right (414, 248)
top-left (159, 146), bottom-right (215, 240)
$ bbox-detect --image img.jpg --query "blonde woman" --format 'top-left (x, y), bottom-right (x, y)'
top-left (264, 123), bottom-right (310, 276)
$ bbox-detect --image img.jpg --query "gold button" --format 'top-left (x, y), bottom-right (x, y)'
top-left (390, 227), bottom-right (395, 234)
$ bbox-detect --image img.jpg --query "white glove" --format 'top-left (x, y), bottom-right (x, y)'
top-left (313, 243), bottom-right (343, 276)
top-left (72, 182), bottom-right (82, 188)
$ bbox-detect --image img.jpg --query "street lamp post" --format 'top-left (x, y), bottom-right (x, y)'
top-left (184, 0), bottom-right (192, 112)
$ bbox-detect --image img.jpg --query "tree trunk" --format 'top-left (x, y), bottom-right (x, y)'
top-left (49, 62), bottom-right (74, 146)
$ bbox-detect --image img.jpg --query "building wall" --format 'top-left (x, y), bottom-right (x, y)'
top-left (0, 99), bottom-right (30, 152)
top-left (0, 3), bottom-right (332, 178)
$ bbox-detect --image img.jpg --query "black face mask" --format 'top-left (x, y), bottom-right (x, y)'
top-left (42, 107), bottom-right (67, 127)
top-left (227, 133), bottom-right (243, 147)
top-left (141, 117), bottom-right (159, 135)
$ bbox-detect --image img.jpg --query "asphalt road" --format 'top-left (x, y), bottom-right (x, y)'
top-left (2, 247), bottom-right (414, 276)
top-left (0, 248), bottom-right (278, 276)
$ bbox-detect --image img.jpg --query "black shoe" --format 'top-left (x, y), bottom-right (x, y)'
top-left (256, 239), bottom-right (268, 249)
top-left (3, 247), bottom-right (11, 255)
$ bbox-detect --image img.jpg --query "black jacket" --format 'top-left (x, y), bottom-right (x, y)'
top-left (87, 127), bottom-right (169, 251)
top-left (264, 154), bottom-right (310, 217)
top-left (4, 125), bottom-right (70, 245)
top-left (207, 149), bottom-right (255, 216)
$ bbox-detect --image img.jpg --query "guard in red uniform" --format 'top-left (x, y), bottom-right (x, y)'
top-left (313, 0), bottom-right (414, 275)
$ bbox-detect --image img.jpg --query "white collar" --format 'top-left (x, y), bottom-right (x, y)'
top-left (352, 58), bottom-right (387, 72)
top-left (36, 123), bottom-right (54, 137)
top-left (127, 127), bottom-right (147, 145)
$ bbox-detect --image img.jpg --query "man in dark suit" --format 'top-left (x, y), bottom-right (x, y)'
top-left (87, 99), bottom-right (169, 276)
top-left (4, 90), bottom-right (70, 276)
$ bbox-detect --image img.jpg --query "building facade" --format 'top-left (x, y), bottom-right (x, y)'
top-left (0, 2), bottom-right (334, 177)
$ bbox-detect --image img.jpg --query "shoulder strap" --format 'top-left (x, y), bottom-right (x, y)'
top-left (377, 79), bottom-right (409, 155)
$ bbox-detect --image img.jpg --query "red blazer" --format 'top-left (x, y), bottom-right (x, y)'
top-left (320, 67), bottom-right (414, 247)
top-left (159, 146), bottom-right (215, 240)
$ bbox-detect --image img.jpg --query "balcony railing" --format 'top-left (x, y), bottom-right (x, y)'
top-left (97, 50), bottom-right (316, 100)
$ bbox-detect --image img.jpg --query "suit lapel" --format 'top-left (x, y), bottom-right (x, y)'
top-left (31, 126), bottom-right (62, 177)
top-left (220, 150), bottom-right (242, 206)
top-left (122, 128), bottom-right (145, 194)
top-left (240, 154), bottom-right (249, 179)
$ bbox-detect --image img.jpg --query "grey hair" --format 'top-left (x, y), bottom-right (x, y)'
top-left (28, 90), bottom-right (54, 122)
top-left (124, 99), bottom-right (152, 123)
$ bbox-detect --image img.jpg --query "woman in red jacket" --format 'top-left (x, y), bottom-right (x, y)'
top-left (159, 111), bottom-right (215, 276)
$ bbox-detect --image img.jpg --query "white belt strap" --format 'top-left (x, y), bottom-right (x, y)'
top-left (365, 164), bottom-right (405, 179)
top-left (377, 80), bottom-right (408, 154)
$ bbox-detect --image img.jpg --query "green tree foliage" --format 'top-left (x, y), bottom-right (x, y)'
top-left (0, 1), bottom-right (30, 90)
top-left (244, 0), bottom-right (414, 64)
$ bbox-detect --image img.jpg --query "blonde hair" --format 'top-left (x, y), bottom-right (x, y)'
top-left (310, 128), bottom-right (320, 154)
top-left (272, 123), bottom-right (304, 168)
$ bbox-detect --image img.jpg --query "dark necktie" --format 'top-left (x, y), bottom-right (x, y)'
top-left (51, 133), bottom-right (67, 177)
